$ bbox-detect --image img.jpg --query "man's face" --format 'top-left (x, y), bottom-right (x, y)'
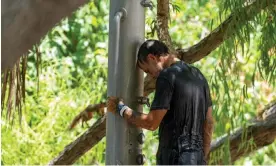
top-left (138, 54), bottom-right (163, 78)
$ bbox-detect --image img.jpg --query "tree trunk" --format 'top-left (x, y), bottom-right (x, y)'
top-left (1, 0), bottom-right (88, 70)
top-left (156, 0), bottom-right (174, 52)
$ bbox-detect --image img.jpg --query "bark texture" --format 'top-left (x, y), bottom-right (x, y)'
top-left (1, 0), bottom-right (89, 70)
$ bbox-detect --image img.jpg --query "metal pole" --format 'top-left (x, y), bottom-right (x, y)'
top-left (106, 0), bottom-right (145, 165)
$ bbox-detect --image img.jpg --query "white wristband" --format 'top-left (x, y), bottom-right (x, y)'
top-left (119, 105), bottom-right (129, 117)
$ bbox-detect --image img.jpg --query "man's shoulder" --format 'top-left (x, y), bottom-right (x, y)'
top-left (157, 62), bottom-right (185, 83)
top-left (160, 61), bottom-right (187, 76)
top-left (159, 67), bottom-right (176, 79)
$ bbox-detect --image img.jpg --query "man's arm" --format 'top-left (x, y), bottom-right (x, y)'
top-left (123, 108), bottom-right (167, 131)
top-left (107, 75), bottom-right (172, 131)
top-left (203, 106), bottom-right (214, 161)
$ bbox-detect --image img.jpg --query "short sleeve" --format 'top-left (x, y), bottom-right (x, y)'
top-left (150, 77), bottom-right (173, 110)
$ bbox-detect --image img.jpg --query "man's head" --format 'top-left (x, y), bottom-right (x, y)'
top-left (137, 40), bottom-right (169, 78)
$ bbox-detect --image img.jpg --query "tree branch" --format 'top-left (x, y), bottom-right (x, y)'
top-left (50, 102), bottom-right (276, 164)
top-left (49, 115), bottom-right (106, 165)
top-left (156, 0), bottom-right (174, 52)
top-left (210, 102), bottom-right (276, 164)
top-left (144, 0), bottom-right (275, 96)
top-left (177, 0), bottom-right (275, 63)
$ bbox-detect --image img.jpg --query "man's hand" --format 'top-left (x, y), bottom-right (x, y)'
top-left (107, 96), bottom-right (129, 117)
top-left (107, 96), bottom-right (119, 114)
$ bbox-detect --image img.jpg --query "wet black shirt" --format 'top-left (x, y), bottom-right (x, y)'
top-left (150, 61), bottom-right (212, 150)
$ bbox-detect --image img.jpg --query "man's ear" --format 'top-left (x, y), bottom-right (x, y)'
top-left (147, 54), bottom-right (156, 61)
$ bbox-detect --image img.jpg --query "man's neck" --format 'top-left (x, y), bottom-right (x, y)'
top-left (163, 54), bottom-right (180, 68)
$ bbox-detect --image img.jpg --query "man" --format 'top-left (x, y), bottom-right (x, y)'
top-left (108, 39), bottom-right (214, 165)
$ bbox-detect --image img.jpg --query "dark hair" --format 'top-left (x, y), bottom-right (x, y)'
top-left (137, 39), bottom-right (169, 63)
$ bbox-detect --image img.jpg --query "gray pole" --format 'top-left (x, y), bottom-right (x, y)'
top-left (106, 0), bottom-right (146, 165)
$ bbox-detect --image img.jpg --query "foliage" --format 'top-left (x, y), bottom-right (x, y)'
top-left (1, 0), bottom-right (275, 165)
top-left (2, 1), bottom-right (109, 165)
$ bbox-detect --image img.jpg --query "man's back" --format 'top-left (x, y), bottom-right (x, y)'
top-left (150, 61), bottom-right (212, 164)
